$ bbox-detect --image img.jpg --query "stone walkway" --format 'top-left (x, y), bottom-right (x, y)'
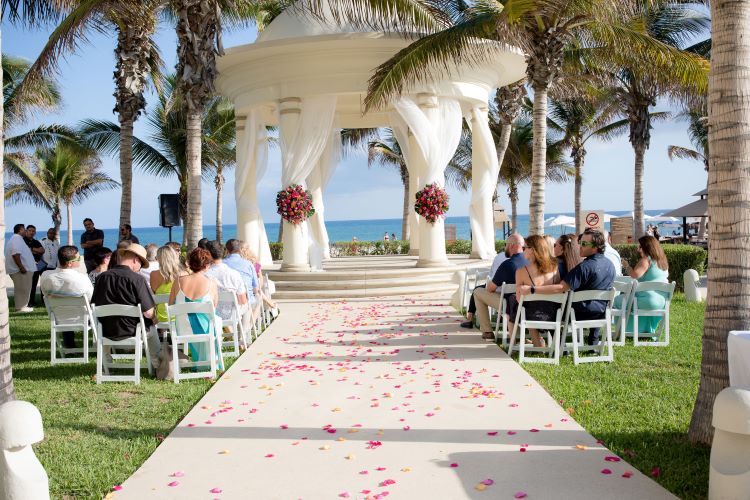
top-left (116, 294), bottom-right (675, 499)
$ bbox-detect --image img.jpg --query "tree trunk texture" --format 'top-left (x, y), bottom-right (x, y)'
top-left (632, 142), bottom-right (646, 239)
top-left (509, 180), bottom-right (519, 234)
top-left (185, 110), bottom-right (203, 248)
top-left (529, 86), bottom-right (549, 235)
top-left (689, 0), bottom-right (750, 445)
top-left (215, 168), bottom-right (224, 243)
top-left (401, 169), bottom-right (410, 241)
top-left (0, 44), bottom-right (16, 405)
top-left (179, 189), bottom-right (188, 247)
top-left (118, 118), bottom-right (134, 233)
top-left (66, 204), bottom-right (73, 246)
top-left (52, 208), bottom-right (62, 234)
top-left (495, 122), bottom-right (513, 183)
top-left (573, 144), bottom-right (585, 234)
top-left (113, 11), bottom-right (152, 228)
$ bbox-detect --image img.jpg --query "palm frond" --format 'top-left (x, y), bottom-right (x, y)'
top-left (667, 145), bottom-right (704, 163)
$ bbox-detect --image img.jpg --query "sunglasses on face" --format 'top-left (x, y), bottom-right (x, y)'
top-left (580, 241), bottom-right (596, 248)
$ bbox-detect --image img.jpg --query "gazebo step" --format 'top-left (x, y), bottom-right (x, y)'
top-left (274, 282), bottom-right (458, 300)
top-left (267, 266), bottom-right (457, 282)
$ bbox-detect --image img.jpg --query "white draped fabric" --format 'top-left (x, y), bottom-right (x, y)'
top-left (393, 96), bottom-right (462, 186)
top-left (389, 116), bottom-right (419, 248)
top-left (235, 110), bottom-right (273, 265)
top-left (307, 129), bottom-right (342, 265)
top-left (467, 106), bottom-right (500, 260)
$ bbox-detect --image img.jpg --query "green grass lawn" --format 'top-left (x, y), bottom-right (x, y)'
top-left (521, 294), bottom-right (710, 500)
top-left (9, 304), bottom-right (235, 499)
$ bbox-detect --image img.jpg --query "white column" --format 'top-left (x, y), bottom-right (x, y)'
top-left (279, 97), bottom-right (310, 272)
top-left (406, 129), bottom-right (421, 255)
top-left (469, 106), bottom-right (500, 260)
top-left (307, 165), bottom-right (328, 264)
top-left (235, 115), bottom-right (250, 238)
top-left (415, 93), bottom-right (449, 268)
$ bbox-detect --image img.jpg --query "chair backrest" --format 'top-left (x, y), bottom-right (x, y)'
top-left (166, 300), bottom-right (216, 319)
top-left (45, 295), bottom-right (93, 323)
top-left (612, 280), bottom-right (635, 294)
top-left (499, 282), bottom-right (516, 295)
top-left (634, 281), bottom-right (676, 298)
top-left (217, 290), bottom-right (240, 316)
top-left (518, 292), bottom-right (569, 306)
top-left (614, 276), bottom-right (635, 284)
top-left (569, 288), bottom-right (617, 305)
top-left (153, 293), bottom-right (170, 305)
top-left (93, 303), bottom-right (143, 319)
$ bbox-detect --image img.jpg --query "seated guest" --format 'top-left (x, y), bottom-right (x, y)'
top-left (139, 243), bottom-right (159, 282)
top-left (119, 224), bottom-right (139, 244)
top-left (554, 234), bottom-right (581, 282)
top-left (88, 247), bottom-right (112, 285)
top-left (460, 248), bottom-right (508, 329)
top-left (197, 238), bottom-right (210, 250)
top-left (169, 248), bottom-right (223, 369)
top-left (107, 240), bottom-right (131, 269)
top-left (473, 233), bottom-right (528, 340)
top-left (224, 239), bottom-right (260, 321)
top-left (519, 229), bottom-right (615, 345)
top-left (40, 245), bottom-right (93, 349)
top-left (204, 240), bottom-right (248, 322)
top-left (150, 245), bottom-right (186, 326)
top-left (513, 235), bottom-right (561, 348)
top-left (601, 229), bottom-right (622, 276)
top-left (617, 235), bottom-right (669, 334)
top-left (240, 241), bottom-right (278, 315)
top-left (92, 243), bottom-right (159, 368)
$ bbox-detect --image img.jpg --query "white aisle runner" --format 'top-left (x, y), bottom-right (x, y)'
top-left (118, 295), bottom-right (674, 500)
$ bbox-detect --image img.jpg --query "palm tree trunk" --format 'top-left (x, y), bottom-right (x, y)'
top-left (633, 142), bottom-right (646, 238)
top-left (401, 170), bottom-right (410, 240)
top-left (179, 189), bottom-right (188, 247)
top-left (185, 110), bottom-right (203, 248)
top-left (529, 87), bottom-right (548, 235)
top-left (215, 168), bottom-right (224, 243)
top-left (496, 122), bottom-right (513, 170)
top-left (66, 203), bottom-right (73, 246)
top-left (119, 117), bottom-right (134, 232)
top-left (52, 207), bottom-right (62, 234)
top-left (688, 0), bottom-right (750, 445)
top-left (573, 148), bottom-right (584, 234)
top-left (0, 45), bottom-right (16, 405)
top-left (509, 179), bottom-right (519, 234)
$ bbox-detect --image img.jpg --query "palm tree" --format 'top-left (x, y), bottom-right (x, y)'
top-left (364, 0), bottom-right (708, 236)
top-left (668, 104), bottom-right (708, 172)
top-left (547, 96), bottom-right (628, 233)
top-left (12, 0), bottom-right (164, 232)
top-left (80, 76), bottom-right (231, 245)
top-left (367, 130), bottom-right (410, 240)
top-left (1, 0), bottom-right (71, 405)
top-left (5, 142), bottom-right (119, 245)
top-left (688, 0), bottom-right (749, 446)
top-left (602, 1), bottom-right (709, 238)
top-left (203, 97), bottom-right (236, 242)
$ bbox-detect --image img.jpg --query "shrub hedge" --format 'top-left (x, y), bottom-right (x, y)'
top-left (613, 243), bottom-right (707, 291)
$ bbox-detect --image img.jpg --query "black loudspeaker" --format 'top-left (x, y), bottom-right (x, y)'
top-left (158, 194), bottom-right (181, 227)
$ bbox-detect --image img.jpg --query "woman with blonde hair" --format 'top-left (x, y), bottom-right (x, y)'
top-left (554, 234), bottom-right (582, 282)
top-left (513, 234), bottom-right (561, 348)
top-left (239, 241), bottom-right (277, 313)
top-left (617, 235), bottom-right (669, 334)
top-left (150, 245), bottom-right (187, 325)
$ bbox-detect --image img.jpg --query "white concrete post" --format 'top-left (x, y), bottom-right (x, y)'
top-left (406, 129), bottom-right (422, 256)
top-left (279, 97), bottom-right (311, 272)
top-left (416, 93), bottom-right (449, 268)
top-left (684, 269), bottom-right (703, 302)
top-left (0, 401), bottom-right (50, 500)
top-left (709, 387), bottom-right (750, 499)
top-left (468, 106), bottom-right (499, 260)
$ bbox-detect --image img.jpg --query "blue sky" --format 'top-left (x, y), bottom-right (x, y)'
top-left (2, 19), bottom-right (707, 232)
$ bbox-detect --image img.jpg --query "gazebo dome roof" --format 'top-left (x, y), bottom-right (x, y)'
top-left (257, 3), bottom-right (365, 43)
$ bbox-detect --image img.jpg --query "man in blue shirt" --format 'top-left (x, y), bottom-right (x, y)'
top-left (224, 239), bottom-right (259, 320)
top-left (473, 233), bottom-right (528, 340)
top-left (518, 229), bottom-right (614, 345)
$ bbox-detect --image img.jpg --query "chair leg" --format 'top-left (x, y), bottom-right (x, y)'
top-left (96, 340), bottom-right (103, 384)
top-left (518, 322), bottom-right (526, 364)
top-left (134, 338), bottom-right (141, 385)
top-left (172, 337), bottom-right (180, 384)
top-left (50, 326), bottom-right (56, 364)
top-left (572, 324), bottom-right (580, 365)
top-left (83, 329), bottom-right (89, 363)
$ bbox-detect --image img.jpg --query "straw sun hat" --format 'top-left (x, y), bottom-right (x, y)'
top-left (120, 243), bottom-right (149, 268)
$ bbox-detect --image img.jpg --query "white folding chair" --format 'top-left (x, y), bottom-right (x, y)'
top-left (563, 289), bottom-right (617, 365)
top-left (217, 290), bottom-right (247, 356)
top-left (153, 293), bottom-right (171, 331)
top-left (493, 283), bottom-right (516, 347)
top-left (460, 268), bottom-right (478, 312)
top-left (631, 281), bottom-right (676, 347)
top-left (611, 280), bottom-right (636, 346)
top-left (508, 292), bottom-right (569, 364)
top-left (93, 304), bottom-right (153, 384)
top-left (165, 301), bottom-right (222, 383)
top-left (44, 295), bottom-right (96, 364)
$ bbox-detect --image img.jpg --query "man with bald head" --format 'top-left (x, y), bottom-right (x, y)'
top-left (473, 233), bottom-right (528, 340)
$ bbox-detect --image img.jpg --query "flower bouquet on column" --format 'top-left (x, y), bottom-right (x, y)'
top-left (276, 184), bottom-right (315, 224)
top-left (414, 182), bottom-right (449, 224)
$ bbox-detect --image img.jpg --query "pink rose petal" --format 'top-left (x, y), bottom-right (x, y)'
top-left (339, 493), bottom-right (350, 498)
top-left (507, 431), bottom-right (517, 435)
top-left (113, 485), bottom-right (123, 491)
top-left (171, 471), bottom-right (185, 477)
top-left (514, 492), bottom-right (527, 499)
top-left (601, 468), bottom-right (612, 475)
top-left (450, 463), bottom-right (459, 468)
top-left (210, 487), bottom-right (223, 494)
top-left (168, 481), bottom-right (180, 487)
top-left (487, 431), bottom-right (498, 436)
top-left (482, 479), bottom-right (494, 486)
top-left (604, 456), bottom-right (621, 462)
top-left (622, 471), bottom-right (633, 478)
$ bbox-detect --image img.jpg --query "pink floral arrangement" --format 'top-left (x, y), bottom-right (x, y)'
top-left (414, 182), bottom-right (449, 223)
top-left (276, 184), bottom-right (315, 224)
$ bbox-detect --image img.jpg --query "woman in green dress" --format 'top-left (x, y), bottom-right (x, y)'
top-left (616, 235), bottom-right (669, 334)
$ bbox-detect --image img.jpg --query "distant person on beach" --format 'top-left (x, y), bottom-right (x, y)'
top-left (80, 218), bottom-right (104, 272)
top-left (6, 224), bottom-right (37, 312)
top-left (391, 233), bottom-right (396, 241)
top-left (383, 232), bottom-right (389, 242)
top-left (119, 224), bottom-right (139, 244)
top-left (41, 228), bottom-right (60, 271)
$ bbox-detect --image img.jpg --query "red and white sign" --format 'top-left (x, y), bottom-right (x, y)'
top-left (581, 210), bottom-right (605, 231)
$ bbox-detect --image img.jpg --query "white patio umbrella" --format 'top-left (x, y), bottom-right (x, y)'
top-left (544, 215), bottom-right (576, 227)
top-left (650, 214), bottom-right (679, 224)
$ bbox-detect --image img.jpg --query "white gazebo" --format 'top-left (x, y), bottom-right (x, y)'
top-left (217, 3), bottom-right (526, 272)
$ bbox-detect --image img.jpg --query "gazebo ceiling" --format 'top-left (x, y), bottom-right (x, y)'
top-left (217, 4), bottom-right (526, 127)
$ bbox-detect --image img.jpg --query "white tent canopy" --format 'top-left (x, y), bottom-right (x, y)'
top-left (544, 215), bottom-right (576, 228)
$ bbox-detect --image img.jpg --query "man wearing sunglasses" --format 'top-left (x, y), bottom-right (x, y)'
top-left (518, 229), bottom-right (615, 345)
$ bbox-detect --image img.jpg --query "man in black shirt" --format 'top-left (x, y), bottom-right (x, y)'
top-left (92, 243), bottom-right (159, 367)
top-left (80, 218), bottom-right (104, 272)
top-left (24, 225), bottom-right (45, 307)
top-left (473, 233), bottom-right (528, 340)
top-left (518, 229), bottom-right (615, 345)
top-left (119, 223), bottom-right (139, 244)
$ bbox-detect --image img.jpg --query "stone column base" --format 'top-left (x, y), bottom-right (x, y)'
top-left (416, 257), bottom-right (451, 268)
top-left (280, 262), bottom-right (311, 272)
top-left (469, 251), bottom-right (482, 259)
top-left (408, 248), bottom-right (420, 256)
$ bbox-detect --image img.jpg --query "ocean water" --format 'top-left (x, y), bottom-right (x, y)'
top-left (24, 210), bottom-right (671, 249)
